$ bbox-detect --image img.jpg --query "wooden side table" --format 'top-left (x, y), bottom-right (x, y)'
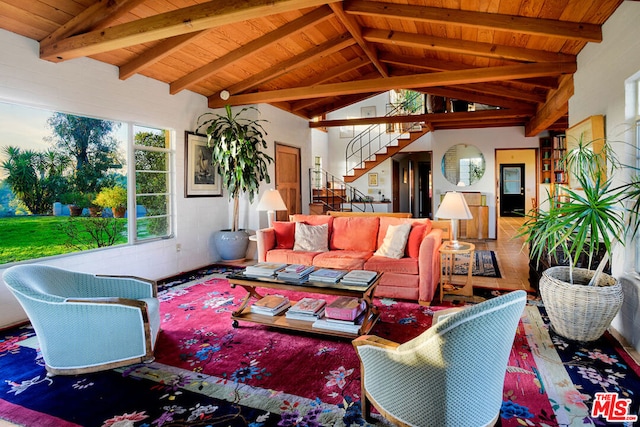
top-left (439, 241), bottom-right (475, 302)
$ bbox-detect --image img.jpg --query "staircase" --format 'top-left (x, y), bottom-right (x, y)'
top-left (343, 123), bottom-right (431, 183)
top-left (309, 169), bottom-right (375, 215)
top-left (343, 91), bottom-right (431, 183)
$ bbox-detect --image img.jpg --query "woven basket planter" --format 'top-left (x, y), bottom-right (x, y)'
top-left (540, 266), bottom-right (623, 342)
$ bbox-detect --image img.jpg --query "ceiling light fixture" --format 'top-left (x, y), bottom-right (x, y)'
top-left (220, 90), bottom-right (230, 100)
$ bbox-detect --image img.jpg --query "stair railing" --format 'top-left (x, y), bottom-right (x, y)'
top-left (309, 168), bottom-right (374, 213)
top-left (345, 92), bottom-right (425, 176)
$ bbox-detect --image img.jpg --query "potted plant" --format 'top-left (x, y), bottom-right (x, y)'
top-left (94, 186), bottom-right (127, 218)
top-left (520, 136), bottom-right (640, 341)
top-left (60, 191), bottom-right (92, 217)
top-left (196, 105), bottom-right (273, 260)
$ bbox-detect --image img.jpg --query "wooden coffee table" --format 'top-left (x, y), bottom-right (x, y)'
top-left (226, 271), bottom-right (381, 338)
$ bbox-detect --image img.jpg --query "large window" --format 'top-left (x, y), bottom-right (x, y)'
top-left (0, 101), bottom-right (174, 264)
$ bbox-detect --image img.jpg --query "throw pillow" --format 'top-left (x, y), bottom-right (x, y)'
top-left (273, 221), bottom-right (295, 249)
top-left (406, 223), bottom-right (428, 258)
top-left (374, 222), bottom-right (411, 259)
top-left (293, 222), bottom-right (329, 252)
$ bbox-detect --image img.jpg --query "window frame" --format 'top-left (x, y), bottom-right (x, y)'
top-left (130, 124), bottom-right (175, 244)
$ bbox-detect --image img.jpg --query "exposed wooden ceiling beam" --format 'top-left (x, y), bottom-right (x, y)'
top-left (169, 5), bottom-right (334, 94)
top-left (526, 74), bottom-right (574, 136)
top-left (310, 108), bottom-right (535, 127)
top-left (208, 62), bottom-right (576, 108)
top-left (363, 28), bottom-right (576, 63)
top-left (42, 0), bottom-right (146, 46)
top-left (344, 0), bottom-right (602, 42)
top-left (389, 68), bottom-right (547, 103)
top-left (415, 86), bottom-right (536, 110)
top-left (120, 31), bottom-right (210, 80)
top-left (380, 52), bottom-right (558, 89)
top-left (328, 2), bottom-right (389, 78)
top-left (39, 0), bottom-right (339, 62)
top-left (223, 34), bottom-right (355, 95)
top-left (306, 93), bottom-right (383, 118)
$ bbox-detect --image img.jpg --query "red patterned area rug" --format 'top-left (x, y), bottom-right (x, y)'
top-left (1, 274), bottom-right (638, 426)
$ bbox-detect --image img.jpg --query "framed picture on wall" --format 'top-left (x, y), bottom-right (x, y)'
top-left (185, 131), bottom-right (223, 197)
top-left (361, 106), bottom-right (376, 118)
top-left (368, 172), bottom-right (378, 187)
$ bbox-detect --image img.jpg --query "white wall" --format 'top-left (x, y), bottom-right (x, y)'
top-left (0, 30), bottom-right (312, 328)
top-left (569, 2), bottom-right (640, 351)
top-left (424, 126), bottom-right (539, 238)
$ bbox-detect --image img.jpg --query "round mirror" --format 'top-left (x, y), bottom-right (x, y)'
top-left (441, 144), bottom-right (486, 186)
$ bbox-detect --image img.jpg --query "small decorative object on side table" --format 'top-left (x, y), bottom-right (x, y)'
top-left (439, 241), bottom-right (475, 302)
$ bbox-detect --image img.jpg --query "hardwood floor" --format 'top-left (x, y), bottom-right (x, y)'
top-left (467, 216), bottom-right (535, 293)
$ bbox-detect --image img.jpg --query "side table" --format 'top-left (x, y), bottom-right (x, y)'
top-left (439, 241), bottom-right (475, 302)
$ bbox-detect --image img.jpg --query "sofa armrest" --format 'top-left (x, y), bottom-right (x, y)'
top-left (417, 228), bottom-right (443, 303)
top-left (256, 228), bottom-right (276, 262)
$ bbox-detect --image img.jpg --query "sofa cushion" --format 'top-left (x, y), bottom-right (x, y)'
top-left (312, 250), bottom-right (372, 270)
top-left (377, 217), bottom-right (431, 249)
top-left (406, 223), bottom-right (428, 258)
top-left (294, 222), bottom-right (329, 252)
top-left (266, 249), bottom-right (319, 265)
top-left (273, 221), bottom-right (295, 249)
top-left (291, 214), bottom-right (333, 237)
top-left (364, 256), bottom-right (419, 275)
top-left (330, 217), bottom-right (379, 251)
top-left (374, 223), bottom-right (411, 259)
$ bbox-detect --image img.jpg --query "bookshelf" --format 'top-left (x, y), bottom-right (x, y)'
top-left (539, 133), bottom-right (567, 185)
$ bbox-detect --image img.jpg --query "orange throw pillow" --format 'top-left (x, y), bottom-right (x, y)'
top-left (273, 221), bottom-right (295, 249)
top-left (405, 223), bottom-right (427, 258)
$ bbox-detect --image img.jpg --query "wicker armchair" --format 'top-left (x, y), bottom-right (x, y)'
top-left (3, 264), bottom-right (160, 375)
top-left (353, 290), bottom-right (526, 427)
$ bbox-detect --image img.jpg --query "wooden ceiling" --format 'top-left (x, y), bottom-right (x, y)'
top-left (0, 0), bottom-right (624, 136)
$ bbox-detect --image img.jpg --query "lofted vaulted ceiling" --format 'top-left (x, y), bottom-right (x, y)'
top-left (0, 0), bottom-right (624, 136)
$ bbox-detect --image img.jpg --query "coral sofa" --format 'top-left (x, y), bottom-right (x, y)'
top-left (256, 213), bottom-right (443, 305)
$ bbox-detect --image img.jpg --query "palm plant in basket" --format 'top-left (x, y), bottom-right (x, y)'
top-left (520, 136), bottom-right (640, 341)
top-left (196, 105), bottom-right (273, 260)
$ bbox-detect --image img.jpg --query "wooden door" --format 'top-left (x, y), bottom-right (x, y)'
top-left (275, 143), bottom-right (301, 220)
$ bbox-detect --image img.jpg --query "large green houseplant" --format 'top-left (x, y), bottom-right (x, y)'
top-left (196, 105), bottom-right (273, 260)
top-left (520, 136), bottom-right (640, 341)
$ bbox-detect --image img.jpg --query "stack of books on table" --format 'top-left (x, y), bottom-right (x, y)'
top-left (312, 296), bottom-right (367, 334)
top-left (243, 263), bottom-right (287, 278)
top-left (250, 294), bottom-right (290, 316)
top-left (308, 268), bottom-right (348, 283)
top-left (340, 270), bottom-right (378, 286)
top-left (276, 264), bottom-right (315, 283)
top-left (285, 297), bottom-right (326, 321)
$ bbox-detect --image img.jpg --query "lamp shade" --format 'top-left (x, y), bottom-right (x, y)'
top-left (257, 189), bottom-right (287, 212)
top-left (435, 191), bottom-right (473, 220)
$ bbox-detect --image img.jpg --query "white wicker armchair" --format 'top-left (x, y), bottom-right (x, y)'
top-left (353, 290), bottom-right (526, 427)
top-left (3, 264), bottom-right (161, 375)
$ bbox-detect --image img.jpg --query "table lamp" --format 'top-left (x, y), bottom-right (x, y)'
top-left (257, 189), bottom-right (287, 228)
top-left (435, 191), bottom-right (473, 249)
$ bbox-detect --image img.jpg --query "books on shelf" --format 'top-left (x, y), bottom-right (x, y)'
top-left (340, 270), bottom-right (378, 286)
top-left (250, 294), bottom-right (290, 316)
top-left (308, 268), bottom-right (348, 283)
top-left (244, 262), bottom-right (287, 277)
top-left (285, 297), bottom-right (327, 321)
top-left (276, 265), bottom-right (315, 282)
top-left (324, 296), bottom-right (366, 321)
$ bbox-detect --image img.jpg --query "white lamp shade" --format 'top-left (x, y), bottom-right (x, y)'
top-left (435, 191), bottom-right (473, 219)
top-left (257, 189), bottom-right (287, 212)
